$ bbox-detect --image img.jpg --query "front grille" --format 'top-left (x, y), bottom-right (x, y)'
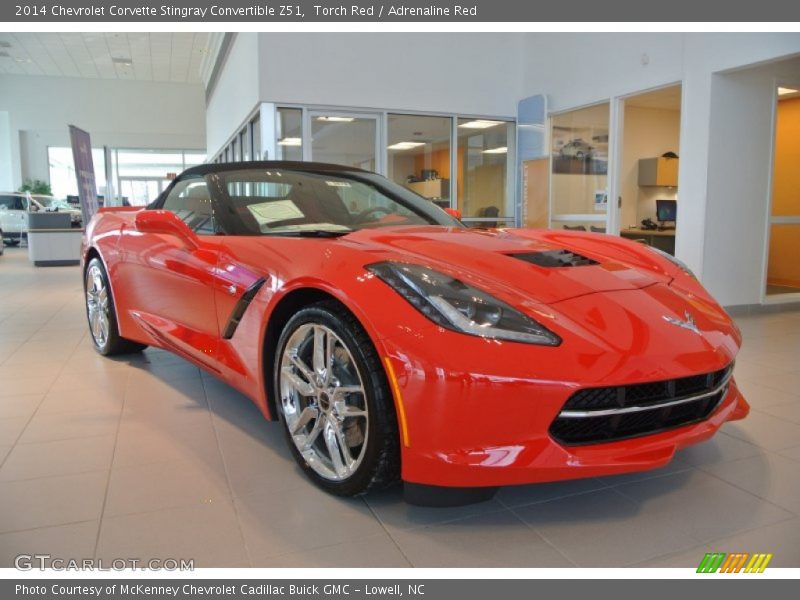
top-left (550, 365), bottom-right (733, 445)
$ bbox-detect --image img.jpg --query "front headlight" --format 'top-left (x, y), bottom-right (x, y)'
top-left (649, 246), bottom-right (696, 279)
top-left (366, 262), bottom-right (561, 346)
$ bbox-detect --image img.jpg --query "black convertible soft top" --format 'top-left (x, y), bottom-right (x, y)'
top-left (181, 160), bottom-right (371, 177)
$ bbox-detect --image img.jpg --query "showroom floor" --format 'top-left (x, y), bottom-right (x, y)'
top-left (0, 246), bottom-right (799, 569)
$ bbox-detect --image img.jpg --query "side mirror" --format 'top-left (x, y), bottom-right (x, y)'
top-left (135, 210), bottom-right (198, 250)
top-left (444, 208), bottom-right (462, 221)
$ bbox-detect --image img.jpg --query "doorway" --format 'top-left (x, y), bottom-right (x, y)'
top-left (765, 85), bottom-right (800, 298)
top-left (617, 85), bottom-right (681, 255)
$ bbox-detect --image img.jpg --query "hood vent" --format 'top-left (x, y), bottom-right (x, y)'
top-left (509, 249), bottom-right (599, 268)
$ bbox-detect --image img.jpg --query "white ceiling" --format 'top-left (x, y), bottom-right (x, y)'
top-left (0, 33), bottom-right (210, 83)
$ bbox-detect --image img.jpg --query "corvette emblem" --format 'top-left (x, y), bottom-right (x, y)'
top-left (663, 311), bottom-right (701, 334)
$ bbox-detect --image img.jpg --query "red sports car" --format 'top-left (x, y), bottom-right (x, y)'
top-left (82, 161), bottom-right (748, 506)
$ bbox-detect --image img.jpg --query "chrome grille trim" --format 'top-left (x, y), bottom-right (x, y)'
top-left (558, 370), bottom-right (733, 419)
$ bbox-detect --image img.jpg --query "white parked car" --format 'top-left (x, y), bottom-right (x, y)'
top-left (0, 192), bottom-right (29, 246)
top-left (0, 192), bottom-right (82, 245)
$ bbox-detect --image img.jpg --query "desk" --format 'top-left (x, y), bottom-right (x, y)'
top-left (27, 229), bottom-right (83, 266)
top-left (620, 227), bottom-right (676, 255)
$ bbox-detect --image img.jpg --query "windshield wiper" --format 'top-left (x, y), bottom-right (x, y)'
top-left (266, 229), bottom-right (351, 238)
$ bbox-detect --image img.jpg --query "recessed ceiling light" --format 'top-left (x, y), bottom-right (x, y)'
top-left (112, 57), bottom-right (133, 67)
top-left (778, 87), bottom-right (799, 96)
top-left (0, 41), bottom-right (11, 49)
top-left (316, 116), bottom-right (355, 123)
top-left (458, 119), bottom-right (504, 130)
top-left (278, 137), bottom-right (302, 146)
top-left (14, 57), bottom-right (31, 64)
top-left (482, 146), bottom-right (508, 154)
top-left (387, 142), bottom-right (426, 151)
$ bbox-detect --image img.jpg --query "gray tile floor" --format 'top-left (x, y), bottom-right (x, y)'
top-left (1, 246), bottom-right (799, 568)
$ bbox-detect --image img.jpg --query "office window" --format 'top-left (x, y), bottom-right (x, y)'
top-left (251, 115), bottom-right (261, 160)
top-left (240, 127), bottom-right (250, 162)
top-left (388, 114), bottom-right (451, 209)
top-left (457, 118), bottom-right (515, 226)
top-left (276, 108), bottom-right (302, 161)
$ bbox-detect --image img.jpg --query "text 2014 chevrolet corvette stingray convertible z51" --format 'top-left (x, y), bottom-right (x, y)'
top-left (82, 161), bottom-right (748, 505)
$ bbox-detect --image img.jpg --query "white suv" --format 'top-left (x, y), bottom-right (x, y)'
top-left (0, 193), bottom-right (29, 245)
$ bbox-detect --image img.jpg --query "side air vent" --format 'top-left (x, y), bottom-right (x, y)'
top-left (222, 278), bottom-right (266, 339)
top-left (509, 250), bottom-right (599, 268)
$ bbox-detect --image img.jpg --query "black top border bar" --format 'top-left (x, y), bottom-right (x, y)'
top-left (4, 1), bottom-right (800, 22)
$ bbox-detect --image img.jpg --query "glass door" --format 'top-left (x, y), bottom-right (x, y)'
top-left (765, 85), bottom-right (800, 298)
top-left (118, 177), bottom-right (169, 206)
top-left (307, 112), bottom-right (381, 172)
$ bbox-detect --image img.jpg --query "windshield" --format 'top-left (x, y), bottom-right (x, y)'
top-left (32, 196), bottom-right (54, 207)
top-left (209, 168), bottom-right (457, 236)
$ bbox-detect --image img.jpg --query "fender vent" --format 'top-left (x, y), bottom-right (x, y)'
top-left (509, 250), bottom-right (599, 268)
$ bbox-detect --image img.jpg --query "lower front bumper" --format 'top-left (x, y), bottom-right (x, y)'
top-left (402, 380), bottom-right (748, 488)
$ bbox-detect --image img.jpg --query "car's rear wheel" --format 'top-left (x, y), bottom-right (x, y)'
top-left (275, 301), bottom-right (400, 496)
top-left (84, 257), bottom-right (147, 356)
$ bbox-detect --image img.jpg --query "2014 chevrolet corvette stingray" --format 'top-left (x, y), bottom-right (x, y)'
top-left (82, 161), bottom-right (749, 505)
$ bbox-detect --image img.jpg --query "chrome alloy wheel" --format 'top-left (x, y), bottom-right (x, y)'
top-left (85, 264), bottom-right (110, 348)
top-left (279, 323), bottom-right (369, 481)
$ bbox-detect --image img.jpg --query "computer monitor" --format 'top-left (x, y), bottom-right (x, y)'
top-left (656, 199), bottom-right (677, 224)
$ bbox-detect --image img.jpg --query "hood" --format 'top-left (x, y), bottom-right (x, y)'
top-left (342, 226), bottom-right (672, 305)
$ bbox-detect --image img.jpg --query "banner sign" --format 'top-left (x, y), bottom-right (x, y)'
top-left (5, 0), bottom-right (800, 22)
top-left (68, 124), bottom-right (99, 227)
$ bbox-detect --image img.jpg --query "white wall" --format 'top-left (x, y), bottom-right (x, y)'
top-left (521, 33), bottom-right (800, 305)
top-left (205, 33), bottom-right (260, 157)
top-left (255, 33), bottom-right (523, 116)
top-left (0, 74), bottom-right (206, 190)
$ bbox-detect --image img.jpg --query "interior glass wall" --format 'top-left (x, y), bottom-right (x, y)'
top-left (214, 105), bottom-right (518, 225)
top-left (549, 103), bottom-right (609, 232)
top-left (276, 108), bottom-right (302, 161)
top-left (456, 119), bottom-right (515, 226)
top-left (387, 114), bottom-right (451, 209)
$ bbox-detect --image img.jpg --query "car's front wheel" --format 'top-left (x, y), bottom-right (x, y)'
top-left (84, 257), bottom-right (147, 356)
top-left (275, 301), bottom-right (400, 496)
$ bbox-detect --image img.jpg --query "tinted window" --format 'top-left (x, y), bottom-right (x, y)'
top-left (0, 195), bottom-right (25, 210)
top-left (162, 178), bottom-right (216, 234)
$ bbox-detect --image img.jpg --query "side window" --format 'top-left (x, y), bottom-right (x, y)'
top-left (0, 195), bottom-right (15, 210)
top-left (162, 178), bottom-right (216, 234)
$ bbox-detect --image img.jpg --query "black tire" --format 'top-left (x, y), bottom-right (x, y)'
top-left (4, 239), bottom-right (19, 247)
top-left (84, 257), bottom-right (147, 356)
top-left (274, 300), bottom-right (400, 496)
